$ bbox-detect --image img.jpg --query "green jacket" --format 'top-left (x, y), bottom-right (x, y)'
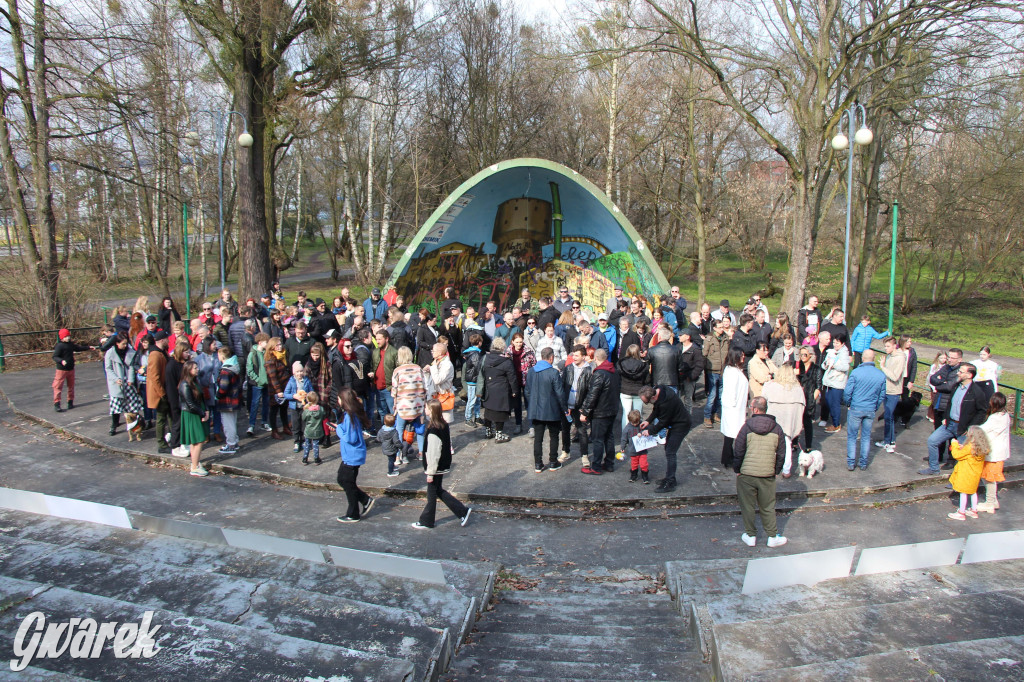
top-left (302, 405), bottom-right (326, 439)
top-left (702, 332), bottom-right (731, 373)
top-left (372, 345), bottom-right (399, 390)
top-left (246, 347), bottom-right (268, 386)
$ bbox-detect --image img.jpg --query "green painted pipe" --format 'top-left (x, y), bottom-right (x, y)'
top-left (549, 181), bottom-right (563, 257)
top-left (888, 200), bottom-right (898, 334)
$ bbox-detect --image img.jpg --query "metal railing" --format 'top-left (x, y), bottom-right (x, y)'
top-left (0, 326), bottom-right (101, 372)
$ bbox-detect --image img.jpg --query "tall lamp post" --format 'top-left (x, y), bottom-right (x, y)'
top-left (831, 102), bottom-right (873, 313)
top-left (186, 111), bottom-right (254, 293)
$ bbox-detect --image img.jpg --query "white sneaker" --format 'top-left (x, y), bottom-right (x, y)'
top-left (172, 445), bottom-right (189, 458)
top-left (558, 451), bottom-right (570, 463)
top-left (460, 508), bottom-right (472, 527)
top-left (741, 533), bottom-right (756, 547)
top-left (767, 535), bottom-right (788, 548)
top-left (261, 423), bottom-right (273, 432)
top-left (885, 444), bottom-right (896, 453)
top-left (189, 465), bottom-right (209, 477)
top-left (874, 441), bottom-right (886, 448)
top-left (818, 420), bottom-right (827, 428)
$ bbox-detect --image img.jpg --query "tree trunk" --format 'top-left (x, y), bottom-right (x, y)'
top-left (237, 60), bottom-right (272, 299)
top-left (104, 177), bottom-right (119, 281)
top-left (292, 153), bottom-right (303, 262)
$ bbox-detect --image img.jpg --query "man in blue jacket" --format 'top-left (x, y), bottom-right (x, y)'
top-left (843, 349), bottom-right (886, 471)
top-left (363, 288), bottom-right (389, 322)
top-left (526, 347), bottom-right (568, 473)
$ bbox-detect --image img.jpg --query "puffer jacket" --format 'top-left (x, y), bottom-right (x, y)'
top-left (462, 347), bottom-right (482, 384)
top-left (617, 357), bottom-right (650, 396)
top-left (733, 413), bottom-right (785, 477)
top-left (580, 360), bottom-right (620, 419)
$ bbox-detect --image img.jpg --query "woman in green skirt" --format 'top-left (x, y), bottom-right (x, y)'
top-left (179, 360), bottom-right (211, 476)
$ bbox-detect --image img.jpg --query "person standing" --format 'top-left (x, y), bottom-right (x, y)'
top-left (747, 342), bottom-right (777, 399)
top-left (796, 295), bottom-right (822, 344)
top-left (363, 288), bottom-right (388, 322)
top-left (733, 397), bottom-right (788, 548)
top-left (216, 346), bottom-right (242, 455)
top-left (579, 348), bottom-right (620, 474)
top-left (562, 344), bottom-right (593, 466)
top-left (921, 363), bottom-right (989, 475)
top-left (702, 318), bottom-right (731, 428)
top-left (678, 331), bottom-right (702, 415)
top-left (762, 364), bottom-right (806, 477)
top-left (165, 343), bottom-right (190, 456)
top-left (370, 329), bottom-right (399, 425)
top-left (525, 346), bottom-right (568, 473)
top-left (878, 337), bottom-right (907, 453)
top-left (720, 348), bottom-right (749, 469)
top-left (104, 332), bottom-right (143, 436)
top-left (504, 333), bottom-right (536, 436)
top-left (638, 384), bottom-right (692, 492)
top-left (333, 388), bottom-right (375, 523)
top-left (821, 336), bottom-right (851, 433)
top-left (978, 393), bottom-right (1011, 513)
top-left (843, 349), bottom-right (886, 471)
top-left (52, 329), bottom-right (95, 412)
top-left (147, 332), bottom-right (171, 453)
top-left (795, 347), bottom-right (823, 453)
top-left (462, 333), bottom-right (484, 427)
top-left (849, 314), bottom-right (888, 367)
top-left (972, 346), bottom-right (1002, 399)
top-left (392, 347), bottom-right (428, 455)
top-left (617, 344), bottom-right (650, 433)
top-left (426, 342), bottom-right (455, 423)
top-left (412, 399), bottom-right (472, 529)
top-left (178, 360), bottom-right (211, 477)
top-left (264, 337), bottom-right (292, 440)
top-left (479, 337), bottom-right (518, 443)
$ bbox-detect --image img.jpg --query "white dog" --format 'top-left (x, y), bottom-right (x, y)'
top-left (797, 449), bottom-right (824, 478)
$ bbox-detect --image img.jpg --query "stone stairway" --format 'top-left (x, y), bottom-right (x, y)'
top-left (668, 557), bottom-right (1024, 681)
top-left (443, 565), bottom-right (710, 681)
top-left (0, 508), bottom-right (494, 681)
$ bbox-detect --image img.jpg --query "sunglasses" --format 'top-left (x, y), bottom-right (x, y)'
top-left (572, 305), bottom-right (580, 310)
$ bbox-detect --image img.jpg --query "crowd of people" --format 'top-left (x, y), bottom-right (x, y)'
top-left (49, 281), bottom-right (1012, 538)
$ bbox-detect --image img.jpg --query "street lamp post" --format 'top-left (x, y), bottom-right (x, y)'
top-left (186, 111), bottom-right (254, 293)
top-left (831, 102), bottom-right (873, 313)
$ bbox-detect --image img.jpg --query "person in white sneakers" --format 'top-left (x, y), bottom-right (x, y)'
top-left (733, 397), bottom-right (787, 548)
top-left (877, 337), bottom-right (907, 453)
top-left (978, 392), bottom-right (1011, 513)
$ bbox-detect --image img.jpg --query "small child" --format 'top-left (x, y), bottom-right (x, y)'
top-left (620, 410), bottom-right (649, 484)
top-left (850, 314), bottom-right (887, 367)
top-left (802, 325), bottom-right (818, 347)
top-left (300, 391), bottom-right (325, 465)
top-left (947, 426), bottom-right (989, 520)
top-left (376, 414), bottom-right (408, 477)
top-left (284, 361), bottom-right (313, 453)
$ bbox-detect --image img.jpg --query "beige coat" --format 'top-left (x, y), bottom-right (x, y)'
top-left (748, 356), bottom-right (778, 398)
top-left (762, 380), bottom-right (806, 439)
top-left (881, 351), bottom-right (907, 396)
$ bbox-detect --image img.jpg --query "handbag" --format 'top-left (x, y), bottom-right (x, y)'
top-left (436, 391), bottom-right (456, 411)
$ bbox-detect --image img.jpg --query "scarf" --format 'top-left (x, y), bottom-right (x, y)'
top-left (272, 349), bottom-right (287, 363)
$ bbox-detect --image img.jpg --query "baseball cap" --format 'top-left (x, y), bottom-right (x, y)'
top-left (261, 292), bottom-right (271, 299)
top-left (613, 284), bottom-right (623, 292)
top-left (597, 312), bottom-right (608, 321)
top-left (371, 288), bottom-right (382, 296)
top-left (152, 331), bottom-right (169, 341)
top-left (58, 328), bottom-right (70, 339)
top-left (146, 314), bottom-right (158, 322)
top-left (325, 329), bottom-right (338, 339)
top-left (720, 299), bottom-right (730, 307)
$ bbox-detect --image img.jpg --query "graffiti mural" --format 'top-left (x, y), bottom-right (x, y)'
top-left (389, 159), bottom-right (671, 315)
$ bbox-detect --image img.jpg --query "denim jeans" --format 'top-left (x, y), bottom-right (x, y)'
top-left (370, 387), bottom-right (394, 424)
top-left (395, 414), bottom-right (425, 453)
top-left (825, 387), bottom-right (844, 427)
top-left (464, 383), bottom-right (479, 422)
top-left (248, 385), bottom-right (266, 427)
top-left (846, 409), bottom-right (874, 467)
top-left (927, 420), bottom-right (959, 472)
top-left (704, 373), bottom-right (723, 420)
top-left (883, 394), bottom-right (899, 444)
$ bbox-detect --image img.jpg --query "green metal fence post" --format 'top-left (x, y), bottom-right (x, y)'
top-left (888, 200), bottom-right (898, 334)
top-left (0, 334), bottom-right (5, 372)
top-left (1016, 389), bottom-right (1022, 432)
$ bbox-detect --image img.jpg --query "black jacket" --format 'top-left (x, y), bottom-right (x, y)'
top-left (416, 324), bottom-right (438, 367)
top-left (684, 322), bottom-right (704, 349)
top-left (952, 381), bottom-right (990, 436)
top-left (617, 357), bottom-right (650, 396)
top-left (285, 336), bottom-right (313, 368)
top-left (648, 341), bottom-right (683, 388)
top-left (679, 344), bottom-right (703, 382)
top-left (796, 307), bottom-right (823, 342)
top-left (462, 348), bottom-right (482, 384)
top-left (929, 363), bottom-right (961, 412)
top-left (796, 360), bottom-right (824, 415)
top-left (158, 306), bottom-right (181, 333)
top-left (480, 352), bottom-right (517, 413)
top-left (562, 362), bottom-right (593, 411)
top-left (387, 321), bottom-right (414, 352)
top-left (52, 340), bottom-right (91, 370)
top-left (580, 361), bottom-right (620, 419)
top-left (166, 357), bottom-right (185, 413)
top-left (820, 321), bottom-right (849, 347)
top-left (178, 380), bottom-right (204, 415)
top-left (536, 306), bottom-right (560, 331)
top-left (730, 328), bottom-right (758, 360)
top-left (768, 324), bottom-right (797, 356)
top-left (646, 385), bottom-right (691, 434)
top-left (752, 322), bottom-right (772, 347)
top-left (309, 311), bottom-right (341, 344)
top-left (617, 330), bottom-right (642, 360)
top-left (526, 363), bottom-right (568, 422)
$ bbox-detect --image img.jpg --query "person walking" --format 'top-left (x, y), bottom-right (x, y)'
top-left (52, 329), bottom-right (95, 412)
top-left (762, 364), bottom-right (806, 477)
top-left (412, 399), bottom-right (472, 529)
top-left (525, 347), bottom-right (568, 473)
top-left (333, 388), bottom-right (375, 523)
top-left (733, 397), bottom-right (788, 548)
top-left (104, 332), bottom-right (144, 436)
top-left (720, 348), bottom-right (749, 469)
top-left (638, 384), bottom-right (692, 492)
top-left (178, 360), bottom-right (211, 476)
top-left (842, 349), bottom-right (886, 471)
top-left (579, 348), bottom-right (620, 474)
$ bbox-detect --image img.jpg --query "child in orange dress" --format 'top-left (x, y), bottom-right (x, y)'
top-left (947, 426), bottom-right (989, 520)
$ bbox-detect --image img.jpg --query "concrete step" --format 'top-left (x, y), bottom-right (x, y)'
top-left (0, 534), bottom-right (446, 677)
top-left (750, 634), bottom-right (1024, 682)
top-left (451, 638), bottom-right (697, 665)
top-left (0, 576), bottom-right (415, 681)
top-left (465, 631), bottom-right (695, 655)
top-left (714, 587), bottom-right (1024, 679)
top-left (441, 656), bottom-right (698, 680)
top-left (0, 668), bottom-right (94, 681)
top-left (0, 507), bottom-right (483, 637)
top-left (478, 600), bottom-right (681, 627)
